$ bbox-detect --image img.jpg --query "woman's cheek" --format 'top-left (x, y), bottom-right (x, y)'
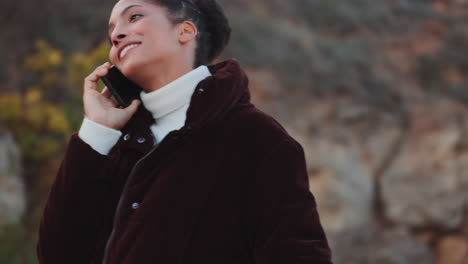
top-left (109, 49), bottom-right (117, 65)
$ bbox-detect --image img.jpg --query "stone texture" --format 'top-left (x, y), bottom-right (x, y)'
top-left (368, 228), bottom-right (434, 264)
top-left (381, 103), bottom-right (466, 229)
top-left (282, 97), bottom-right (403, 235)
top-left (233, 1), bottom-right (468, 256)
top-left (269, 97), bottom-right (468, 264)
top-left (0, 128), bottom-right (26, 226)
top-left (435, 236), bottom-right (468, 264)
top-left (330, 226), bottom-right (433, 264)
top-left (305, 138), bottom-right (374, 234)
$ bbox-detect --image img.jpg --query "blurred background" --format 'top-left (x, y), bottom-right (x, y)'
top-left (1, 0), bottom-right (468, 263)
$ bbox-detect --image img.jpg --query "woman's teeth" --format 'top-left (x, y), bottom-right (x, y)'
top-left (120, 44), bottom-right (140, 59)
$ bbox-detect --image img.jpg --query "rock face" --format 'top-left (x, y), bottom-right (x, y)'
top-left (304, 138), bottom-right (374, 234)
top-left (435, 236), bottom-right (468, 264)
top-left (0, 128), bottom-right (26, 226)
top-left (330, 227), bottom-right (433, 264)
top-left (256, 95), bottom-right (468, 264)
top-left (381, 103), bottom-right (467, 230)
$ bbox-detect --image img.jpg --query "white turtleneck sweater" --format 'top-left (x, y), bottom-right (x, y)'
top-left (78, 65), bottom-right (212, 155)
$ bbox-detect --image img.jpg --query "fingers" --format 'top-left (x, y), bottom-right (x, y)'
top-left (84, 62), bottom-right (111, 91)
top-left (100, 86), bottom-right (120, 107)
top-left (110, 97), bottom-right (119, 108)
top-left (101, 86), bottom-right (112, 98)
top-left (123, 99), bottom-right (141, 115)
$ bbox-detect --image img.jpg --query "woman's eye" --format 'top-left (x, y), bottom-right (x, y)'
top-left (130, 14), bottom-right (143, 21)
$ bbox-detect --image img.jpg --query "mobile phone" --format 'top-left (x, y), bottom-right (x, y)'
top-left (100, 65), bottom-right (143, 107)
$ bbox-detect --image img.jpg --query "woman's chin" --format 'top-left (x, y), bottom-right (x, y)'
top-left (119, 61), bottom-right (149, 89)
top-left (119, 60), bottom-right (141, 78)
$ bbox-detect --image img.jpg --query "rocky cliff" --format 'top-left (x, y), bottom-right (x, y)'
top-left (0, 129), bottom-right (26, 227)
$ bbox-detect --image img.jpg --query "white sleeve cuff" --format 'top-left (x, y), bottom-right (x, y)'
top-left (78, 117), bottom-right (122, 155)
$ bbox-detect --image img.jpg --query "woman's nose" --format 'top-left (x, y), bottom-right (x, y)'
top-left (112, 33), bottom-right (126, 46)
top-left (110, 25), bottom-right (127, 45)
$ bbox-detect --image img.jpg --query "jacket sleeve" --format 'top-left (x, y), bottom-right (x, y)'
top-left (36, 132), bottom-right (119, 264)
top-left (247, 138), bottom-right (333, 264)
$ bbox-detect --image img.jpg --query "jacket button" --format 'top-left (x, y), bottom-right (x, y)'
top-left (131, 202), bottom-right (139, 209)
top-left (123, 134), bottom-right (131, 141)
top-left (137, 137), bottom-right (146, 143)
top-left (198, 88), bottom-right (205, 93)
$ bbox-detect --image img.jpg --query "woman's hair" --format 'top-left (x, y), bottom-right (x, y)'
top-left (144, 0), bottom-right (231, 67)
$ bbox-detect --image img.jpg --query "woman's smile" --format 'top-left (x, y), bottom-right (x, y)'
top-left (119, 42), bottom-right (142, 60)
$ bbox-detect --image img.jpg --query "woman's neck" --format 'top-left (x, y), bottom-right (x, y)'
top-left (135, 59), bottom-right (194, 93)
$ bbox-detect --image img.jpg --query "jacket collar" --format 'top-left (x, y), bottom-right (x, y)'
top-left (139, 65), bottom-right (212, 121)
top-left (185, 58), bottom-right (251, 129)
top-left (123, 58), bottom-right (251, 136)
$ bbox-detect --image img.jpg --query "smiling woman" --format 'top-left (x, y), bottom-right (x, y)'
top-left (36, 0), bottom-right (333, 263)
top-left (106, 0), bottom-right (231, 92)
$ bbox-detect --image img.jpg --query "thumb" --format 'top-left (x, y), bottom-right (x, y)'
top-left (124, 99), bottom-right (141, 115)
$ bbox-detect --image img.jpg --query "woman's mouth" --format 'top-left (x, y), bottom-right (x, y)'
top-left (119, 43), bottom-right (141, 60)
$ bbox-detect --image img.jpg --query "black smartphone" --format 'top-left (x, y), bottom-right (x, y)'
top-left (100, 65), bottom-right (143, 107)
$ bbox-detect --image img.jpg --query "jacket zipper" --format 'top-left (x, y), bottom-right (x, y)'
top-left (101, 128), bottom-right (190, 264)
top-left (101, 141), bottom-right (160, 264)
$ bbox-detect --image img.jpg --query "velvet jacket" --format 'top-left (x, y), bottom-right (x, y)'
top-left (36, 59), bottom-right (333, 264)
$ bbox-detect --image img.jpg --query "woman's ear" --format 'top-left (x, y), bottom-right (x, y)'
top-left (178, 21), bottom-right (198, 44)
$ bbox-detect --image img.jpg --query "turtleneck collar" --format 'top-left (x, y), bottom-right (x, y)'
top-left (140, 65), bottom-right (212, 121)
top-left (120, 59), bottom-right (252, 148)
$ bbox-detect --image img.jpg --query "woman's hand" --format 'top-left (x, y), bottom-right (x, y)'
top-left (83, 62), bottom-right (141, 130)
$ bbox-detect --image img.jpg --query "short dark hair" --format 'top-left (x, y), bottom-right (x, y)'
top-left (144, 0), bottom-right (231, 68)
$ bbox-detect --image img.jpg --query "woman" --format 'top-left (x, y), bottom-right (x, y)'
top-left (36, 0), bottom-right (333, 263)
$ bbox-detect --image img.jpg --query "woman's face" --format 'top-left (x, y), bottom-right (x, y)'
top-left (108, 0), bottom-right (181, 77)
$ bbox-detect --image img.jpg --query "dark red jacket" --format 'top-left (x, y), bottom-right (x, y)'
top-left (37, 59), bottom-right (333, 264)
